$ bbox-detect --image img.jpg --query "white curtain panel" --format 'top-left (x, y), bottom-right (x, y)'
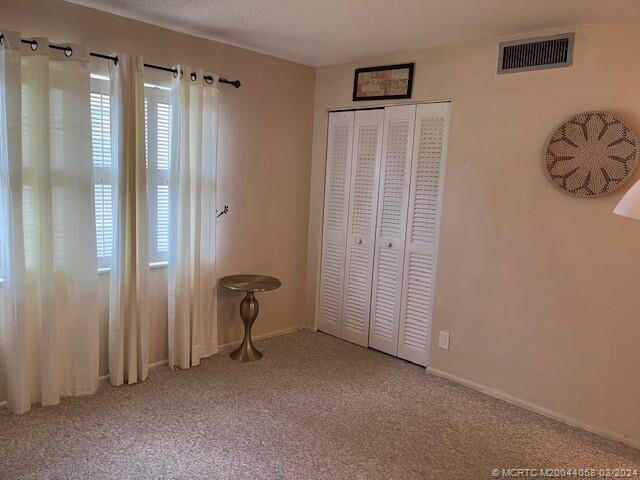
top-left (168, 68), bottom-right (219, 369)
top-left (108, 54), bottom-right (150, 385)
top-left (0, 32), bottom-right (99, 413)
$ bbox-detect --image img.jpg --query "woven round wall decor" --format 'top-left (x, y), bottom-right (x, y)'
top-left (544, 111), bottom-right (638, 198)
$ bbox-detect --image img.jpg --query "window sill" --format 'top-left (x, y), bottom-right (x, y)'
top-left (98, 261), bottom-right (168, 275)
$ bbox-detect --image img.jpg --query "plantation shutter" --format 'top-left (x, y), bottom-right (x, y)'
top-left (398, 102), bottom-right (450, 366)
top-left (318, 111), bottom-right (354, 337)
top-left (145, 87), bottom-right (171, 263)
top-left (368, 105), bottom-right (416, 356)
top-left (90, 77), bottom-right (113, 269)
top-left (340, 109), bottom-right (384, 347)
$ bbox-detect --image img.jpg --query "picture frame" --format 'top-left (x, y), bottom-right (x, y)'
top-left (352, 63), bottom-right (414, 101)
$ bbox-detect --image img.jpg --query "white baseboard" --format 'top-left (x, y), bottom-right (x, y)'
top-left (427, 367), bottom-right (640, 451)
top-left (0, 327), bottom-right (303, 410)
top-left (149, 358), bottom-right (169, 369)
top-left (97, 358), bottom-right (169, 382)
top-left (1, 329), bottom-right (304, 397)
top-left (218, 326), bottom-right (303, 351)
top-left (95, 327), bottom-right (303, 382)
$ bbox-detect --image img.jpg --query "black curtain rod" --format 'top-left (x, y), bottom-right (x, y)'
top-left (0, 35), bottom-right (241, 88)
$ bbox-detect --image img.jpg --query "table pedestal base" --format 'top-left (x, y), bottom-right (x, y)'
top-left (229, 291), bottom-right (263, 362)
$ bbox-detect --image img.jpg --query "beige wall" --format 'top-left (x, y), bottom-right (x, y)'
top-left (3, 0), bottom-right (639, 450)
top-left (0, 0), bottom-right (315, 382)
top-left (307, 21), bottom-right (640, 445)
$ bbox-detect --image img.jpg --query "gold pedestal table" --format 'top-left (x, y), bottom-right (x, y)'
top-left (220, 274), bottom-right (281, 362)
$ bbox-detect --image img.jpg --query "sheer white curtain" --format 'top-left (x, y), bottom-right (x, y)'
top-left (0, 31), bottom-right (99, 413)
top-left (108, 54), bottom-right (150, 385)
top-left (168, 68), bottom-right (219, 369)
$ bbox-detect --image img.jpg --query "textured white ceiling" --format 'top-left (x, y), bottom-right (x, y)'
top-left (66, 0), bottom-right (640, 67)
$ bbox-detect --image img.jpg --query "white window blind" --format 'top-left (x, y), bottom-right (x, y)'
top-left (90, 76), bottom-right (113, 270)
top-left (145, 86), bottom-right (172, 264)
top-left (90, 77), bottom-right (172, 270)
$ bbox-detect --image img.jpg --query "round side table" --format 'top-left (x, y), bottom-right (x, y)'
top-left (220, 274), bottom-right (281, 362)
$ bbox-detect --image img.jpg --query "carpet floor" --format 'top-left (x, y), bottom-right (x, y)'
top-left (0, 330), bottom-right (638, 479)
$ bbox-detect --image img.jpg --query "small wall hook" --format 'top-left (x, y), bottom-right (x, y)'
top-left (216, 205), bottom-right (229, 218)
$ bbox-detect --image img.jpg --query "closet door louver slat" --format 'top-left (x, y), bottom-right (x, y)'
top-left (368, 105), bottom-right (416, 356)
top-left (341, 109), bottom-right (384, 346)
top-left (398, 103), bottom-right (450, 366)
top-left (318, 111), bottom-right (355, 337)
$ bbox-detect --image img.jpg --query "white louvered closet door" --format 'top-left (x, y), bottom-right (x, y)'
top-left (318, 111), bottom-right (355, 337)
top-left (368, 105), bottom-right (416, 356)
top-left (398, 102), bottom-right (450, 366)
top-left (340, 109), bottom-right (384, 347)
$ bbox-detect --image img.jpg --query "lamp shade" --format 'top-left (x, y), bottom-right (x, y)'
top-left (614, 179), bottom-right (640, 220)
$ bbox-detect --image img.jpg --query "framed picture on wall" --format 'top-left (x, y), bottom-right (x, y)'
top-left (352, 63), bottom-right (414, 101)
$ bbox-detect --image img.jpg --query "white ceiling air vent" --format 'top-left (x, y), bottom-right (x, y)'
top-left (497, 33), bottom-right (574, 74)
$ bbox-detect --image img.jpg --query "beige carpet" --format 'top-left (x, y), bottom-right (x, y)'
top-left (0, 330), bottom-right (638, 479)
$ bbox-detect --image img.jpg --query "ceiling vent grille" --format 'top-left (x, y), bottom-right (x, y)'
top-left (498, 33), bottom-right (574, 74)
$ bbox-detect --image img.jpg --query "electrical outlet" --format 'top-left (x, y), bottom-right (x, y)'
top-left (438, 331), bottom-right (450, 350)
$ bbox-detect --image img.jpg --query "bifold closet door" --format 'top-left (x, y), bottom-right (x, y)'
top-left (340, 109), bottom-right (384, 346)
top-left (368, 105), bottom-right (416, 356)
top-left (318, 111), bottom-right (354, 337)
top-left (398, 102), bottom-right (450, 366)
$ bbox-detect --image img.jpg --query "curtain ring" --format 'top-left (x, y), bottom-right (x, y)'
top-left (64, 47), bottom-right (73, 57)
top-left (190, 72), bottom-right (196, 81)
top-left (172, 68), bottom-right (178, 78)
top-left (0, 35), bottom-right (4, 46)
top-left (180, 69), bottom-right (184, 79)
top-left (205, 76), bottom-right (214, 85)
top-left (30, 40), bottom-right (38, 51)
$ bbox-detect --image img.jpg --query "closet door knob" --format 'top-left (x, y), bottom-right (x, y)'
top-left (386, 241), bottom-right (393, 248)
top-left (356, 238), bottom-right (363, 244)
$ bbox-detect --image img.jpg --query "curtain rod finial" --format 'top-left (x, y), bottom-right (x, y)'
top-left (220, 78), bottom-right (241, 88)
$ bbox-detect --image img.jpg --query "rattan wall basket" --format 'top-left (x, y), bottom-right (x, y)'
top-left (544, 111), bottom-right (638, 198)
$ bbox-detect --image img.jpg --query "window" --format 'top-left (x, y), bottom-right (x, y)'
top-left (90, 75), bottom-right (113, 270)
top-left (145, 86), bottom-right (172, 265)
top-left (90, 76), bottom-right (172, 270)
